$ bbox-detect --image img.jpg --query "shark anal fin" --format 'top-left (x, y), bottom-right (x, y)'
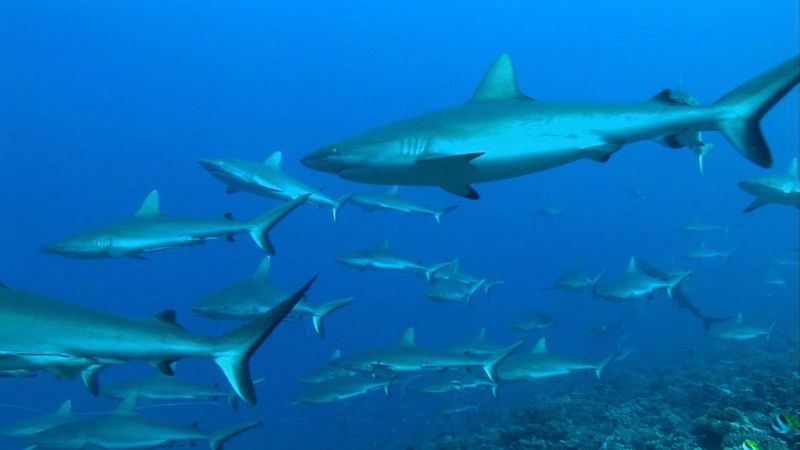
top-left (441, 183), bottom-right (480, 199)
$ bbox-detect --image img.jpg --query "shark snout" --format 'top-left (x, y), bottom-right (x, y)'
top-left (198, 159), bottom-right (229, 175)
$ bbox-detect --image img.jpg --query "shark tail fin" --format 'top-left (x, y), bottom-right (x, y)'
top-left (425, 261), bottom-right (456, 281)
top-left (666, 271), bottom-right (693, 299)
top-left (81, 364), bottom-right (107, 396)
top-left (483, 280), bottom-right (504, 298)
top-left (712, 56), bottom-right (799, 168)
top-left (213, 276), bottom-right (316, 405)
top-left (209, 421), bottom-right (262, 450)
top-left (308, 297), bottom-right (354, 339)
top-left (466, 279), bottom-right (486, 309)
top-left (595, 350), bottom-right (623, 381)
top-left (246, 195), bottom-right (308, 254)
top-left (433, 206), bottom-right (459, 225)
top-left (482, 340), bottom-right (522, 383)
top-left (331, 194), bottom-right (351, 223)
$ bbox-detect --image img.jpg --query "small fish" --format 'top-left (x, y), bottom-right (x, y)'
top-left (771, 412), bottom-right (798, 434)
top-left (741, 438), bottom-right (759, 450)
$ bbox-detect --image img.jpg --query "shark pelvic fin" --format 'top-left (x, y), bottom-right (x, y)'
top-left (470, 54), bottom-right (531, 103)
top-left (263, 151), bottom-right (282, 167)
top-left (134, 190), bottom-right (162, 217)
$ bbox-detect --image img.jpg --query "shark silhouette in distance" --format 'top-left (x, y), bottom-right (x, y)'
top-left (302, 54), bottom-right (799, 198)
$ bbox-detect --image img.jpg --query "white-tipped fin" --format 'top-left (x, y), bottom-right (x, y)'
top-left (531, 337), bottom-right (548, 354)
top-left (470, 54), bottom-right (531, 103)
top-left (134, 190), bottom-right (161, 217)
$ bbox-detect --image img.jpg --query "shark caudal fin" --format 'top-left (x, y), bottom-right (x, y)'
top-left (246, 195), bottom-right (308, 255)
top-left (425, 261), bottom-right (457, 281)
top-left (482, 340), bottom-right (523, 383)
top-left (331, 194), bottom-right (351, 223)
top-left (466, 279), bottom-right (486, 309)
top-left (433, 206), bottom-right (459, 225)
top-left (712, 56), bottom-right (799, 168)
top-left (208, 421), bottom-right (262, 450)
top-left (214, 276), bottom-right (316, 405)
top-left (595, 350), bottom-right (623, 380)
top-left (665, 271), bottom-right (693, 299)
top-left (483, 280), bottom-right (504, 298)
top-left (308, 297), bottom-right (354, 339)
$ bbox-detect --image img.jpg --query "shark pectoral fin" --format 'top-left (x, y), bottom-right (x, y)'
top-left (440, 183), bottom-right (480, 199)
top-left (418, 152), bottom-right (484, 169)
top-left (584, 143), bottom-right (622, 163)
top-left (743, 198), bottom-right (769, 213)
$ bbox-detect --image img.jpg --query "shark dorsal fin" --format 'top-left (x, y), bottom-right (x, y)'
top-left (649, 89), bottom-right (696, 106)
top-left (626, 257), bottom-right (638, 274)
top-left (253, 256), bottom-right (271, 279)
top-left (330, 349), bottom-right (341, 361)
top-left (114, 393), bottom-right (138, 415)
top-left (788, 158), bottom-right (798, 177)
top-left (532, 337), bottom-right (548, 354)
top-left (735, 312), bottom-right (743, 323)
top-left (378, 239), bottom-right (389, 251)
top-left (476, 327), bottom-right (486, 341)
top-left (134, 190), bottom-right (161, 217)
top-left (55, 400), bottom-right (72, 415)
top-left (386, 186), bottom-right (399, 196)
top-left (470, 54), bottom-right (530, 103)
top-left (399, 327), bottom-right (415, 346)
top-left (264, 151), bottom-right (282, 168)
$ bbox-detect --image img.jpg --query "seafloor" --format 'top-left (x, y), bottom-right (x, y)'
top-left (380, 333), bottom-right (799, 450)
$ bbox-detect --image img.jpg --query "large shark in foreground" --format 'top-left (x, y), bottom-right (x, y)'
top-left (199, 152), bottom-right (348, 222)
top-left (193, 257), bottom-right (353, 339)
top-left (42, 191), bottom-right (307, 258)
top-left (302, 54), bottom-right (799, 198)
top-left (0, 278), bottom-right (314, 405)
top-left (739, 158), bottom-right (799, 213)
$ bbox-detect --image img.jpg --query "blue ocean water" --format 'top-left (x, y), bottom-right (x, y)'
top-left (1, 1), bottom-right (798, 449)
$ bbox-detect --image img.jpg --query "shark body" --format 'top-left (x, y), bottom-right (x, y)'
top-left (302, 55), bottom-right (799, 198)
